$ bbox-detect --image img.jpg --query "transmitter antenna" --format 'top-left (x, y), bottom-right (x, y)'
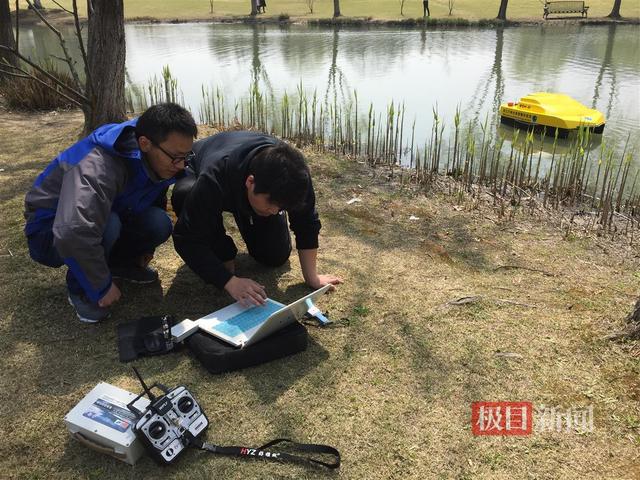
top-left (132, 366), bottom-right (157, 402)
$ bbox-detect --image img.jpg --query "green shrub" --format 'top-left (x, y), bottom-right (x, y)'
top-left (0, 59), bottom-right (78, 111)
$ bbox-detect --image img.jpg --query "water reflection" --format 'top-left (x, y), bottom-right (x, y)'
top-left (469, 27), bottom-right (505, 123)
top-left (497, 124), bottom-right (603, 156)
top-left (16, 22), bottom-right (640, 163)
top-left (325, 26), bottom-right (352, 109)
top-left (250, 24), bottom-right (273, 94)
top-left (592, 23), bottom-right (617, 119)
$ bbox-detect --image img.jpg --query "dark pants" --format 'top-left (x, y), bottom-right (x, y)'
top-left (172, 174), bottom-right (291, 268)
top-left (27, 207), bottom-right (172, 295)
top-left (423, 0), bottom-right (430, 17)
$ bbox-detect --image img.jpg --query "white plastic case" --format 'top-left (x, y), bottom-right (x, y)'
top-left (64, 382), bottom-right (150, 465)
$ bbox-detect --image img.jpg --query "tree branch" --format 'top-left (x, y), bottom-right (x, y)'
top-left (0, 59), bottom-right (83, 107)
top-left (493, 264), bottom-right (556, 277)
top-left (0, 67), bottom-right (30, 79)
top-left (50, 0), bottom-right (74, 15)
top-left (24, 0), bottom-right (84, 92)
top-left (0, 45), bottom-right (89, 103)
top-left (14, 0), bottom-right (19, 50)
top-left (0, 58), bottom-right (21, 70)
top-left (72, 0), bottom-right (92, 97)
top-left (50, 54), bottom-right (70, 63)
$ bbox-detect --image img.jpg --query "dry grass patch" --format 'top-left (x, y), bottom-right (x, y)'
top-left (0, 109), bottom-right (639, 479)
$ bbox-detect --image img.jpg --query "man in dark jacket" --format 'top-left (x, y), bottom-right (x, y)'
top-left (24, 103), bottom-right (197, 323)
top-left (171, 131), bottom-right (342, 306)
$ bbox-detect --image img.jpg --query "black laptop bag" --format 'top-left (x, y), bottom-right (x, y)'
top-left (185, 321), bottom-right (308, 374)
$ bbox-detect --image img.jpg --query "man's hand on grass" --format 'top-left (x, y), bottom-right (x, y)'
top-left (306, 273), bottom-right (343, 291)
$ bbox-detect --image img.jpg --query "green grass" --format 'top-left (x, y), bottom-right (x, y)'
top-left (1, 110), bottom-right (640, 479)
top-left (16, 0), bottom-right (640, 21)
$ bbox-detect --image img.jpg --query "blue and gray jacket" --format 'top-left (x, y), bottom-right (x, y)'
top-left (24, 119), bottom-right (178, 301)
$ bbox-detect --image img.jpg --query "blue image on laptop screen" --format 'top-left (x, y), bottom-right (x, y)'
top-left (212, 300), bottom-right (283, 338)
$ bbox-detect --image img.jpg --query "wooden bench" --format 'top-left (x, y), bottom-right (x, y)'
top-left (543, 1), bottom-right (589, 19)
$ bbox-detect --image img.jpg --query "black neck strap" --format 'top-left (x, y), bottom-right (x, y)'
top-left (192, 437), bottom-right (340, 470)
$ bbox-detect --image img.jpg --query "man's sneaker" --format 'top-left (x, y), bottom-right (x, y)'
top-left (111, 265), bottom-right (159, 284)
top-left (68, 292), bottom-right (110, 323)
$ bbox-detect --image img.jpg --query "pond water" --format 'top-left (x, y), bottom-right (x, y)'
top-left (18, 22), bottom-right (640, 164)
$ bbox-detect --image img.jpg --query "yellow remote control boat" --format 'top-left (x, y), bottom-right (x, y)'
top-left (499, 92), bottom-right (605, 137)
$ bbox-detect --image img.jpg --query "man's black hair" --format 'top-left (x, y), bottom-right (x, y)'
top-left (249, 143), bottom-right (310, 211)
top-left (135, 103), bottom-right (197, 144)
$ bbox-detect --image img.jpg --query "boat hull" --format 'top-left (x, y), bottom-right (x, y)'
top-left (499, 115), bottom-right (605, 138)
top-left (499, 93), bottom-right (606, 137)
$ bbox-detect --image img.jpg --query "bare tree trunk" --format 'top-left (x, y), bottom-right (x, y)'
top-left (608, 297), bottom-right (640, 340)
top-left (0, 0), bottom-right (17, 73)
top-left (250, 0), bottom-right (257, 16)
top-left (497, 0), bottom-right (508, 20)
top-left (1, 0), bottom-right (126, 133)
top-left (608, 0), bottom-right (622, 18)
top-left (625, 297), bottom-right (640, 338)
top-left (85, 0), bottom-right (126, 133)
top-left (333, 0), bottom-right (341, 18)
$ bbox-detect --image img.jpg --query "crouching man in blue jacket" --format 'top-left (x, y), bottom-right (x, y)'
top-left (24, 103), bottom-right (197, 323)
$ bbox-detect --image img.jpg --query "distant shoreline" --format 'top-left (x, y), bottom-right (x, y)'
top-left (126, 15), bottom-right (640, 28)
top-left (12, 8), bottom-right (640, 28)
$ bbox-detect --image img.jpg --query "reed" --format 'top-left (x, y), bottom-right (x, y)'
top-left (127, 69), bottom-right (640, 235)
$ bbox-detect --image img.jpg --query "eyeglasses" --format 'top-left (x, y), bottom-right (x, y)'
top-left (152, 141), bottom-right (195, 165)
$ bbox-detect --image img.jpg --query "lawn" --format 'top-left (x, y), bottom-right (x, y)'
top-left (1, 107), bottom-right (639, 479)
top-left (14, 0), bottom-right (640, 21)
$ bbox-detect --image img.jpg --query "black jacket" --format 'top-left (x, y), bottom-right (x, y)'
top-left (172, 131), bottom-right (321, 289)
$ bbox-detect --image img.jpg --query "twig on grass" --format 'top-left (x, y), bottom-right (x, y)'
top-left (494, 264), bottom-right (556, 277)
top-left (494, 351), bottom-right (524, 359)
top-left (447, 295), bottom-right (536, 308)
top-left (447, 295), bottom-right (483, 305)
top-left (496, 299), bottom-right (537, 308)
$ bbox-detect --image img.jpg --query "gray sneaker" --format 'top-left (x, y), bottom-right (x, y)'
top-left (111, 265), bottom-right (159, 284)
top-left (68, 292), bottom-right (110, 323)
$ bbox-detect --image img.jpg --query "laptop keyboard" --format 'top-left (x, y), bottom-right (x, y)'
top-left (212, 300), bottom-right (283, 338)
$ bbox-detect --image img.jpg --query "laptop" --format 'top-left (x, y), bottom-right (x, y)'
top-left (171, 285), bottom-right (331, 348)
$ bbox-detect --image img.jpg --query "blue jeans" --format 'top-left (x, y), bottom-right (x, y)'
top-left (27, 207), bottom-right (172, 296)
